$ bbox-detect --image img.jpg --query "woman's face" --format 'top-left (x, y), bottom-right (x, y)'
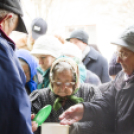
top-left (22, 64), bottom-right (31, 82)
top-left (37, 55), bottom-right (55, 71)
top-left (52, 70), bottom-right (75, 97)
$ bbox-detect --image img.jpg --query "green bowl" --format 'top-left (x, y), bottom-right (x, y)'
top-left (32, 105), bottom-right (52, 126)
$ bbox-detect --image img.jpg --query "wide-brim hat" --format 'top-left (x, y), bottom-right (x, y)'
top-left (0, 0), bottom-right (27, 33)
top-left (111, 25), bottom-right (134, 52)
top-left (31, 35), bottom-right (63, 58)
top-left (31, 49), bottom-right (60, 58)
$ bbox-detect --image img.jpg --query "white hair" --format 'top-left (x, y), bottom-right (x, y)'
top-left (0, 9), bottom-right (18, 27)
top-left (18, 58), bottom-right (27, 66)
top-left (51, 62), bottom-right (76, 82)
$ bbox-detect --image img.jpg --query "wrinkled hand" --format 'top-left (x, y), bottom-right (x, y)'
top-left (31, 114), bottom-right (38, 132)
top-left (59, 104), bottom-right (84, 125)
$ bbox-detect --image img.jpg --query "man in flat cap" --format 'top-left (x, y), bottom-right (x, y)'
top-left (0, 0), bottom-right (33, 134)
top-left (66, 29), bottom-right (110, 83)
top-left (60, 25), bottom-right (134, 134)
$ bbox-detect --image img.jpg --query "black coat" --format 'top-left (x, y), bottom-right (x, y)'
top-left (82, 71), bottom-right (134, 134)
top-left (83, 47), bottom-right (111, 83)
top-left (30, 83), bottom-right (102, 134)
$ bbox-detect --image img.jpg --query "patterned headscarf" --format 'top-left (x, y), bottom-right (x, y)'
top-left (49, 56), bottom-right (83, 111)
top-left (16, 49), bottom-right (39, 92)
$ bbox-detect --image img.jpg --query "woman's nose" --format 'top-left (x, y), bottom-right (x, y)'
top-left (61, 84), bottom-right (66, 91)
top-left (39, 59), bottom-right (43, 64)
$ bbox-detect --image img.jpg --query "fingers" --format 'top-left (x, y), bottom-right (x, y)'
top-left (32, 121), bottom-right (38, 132)
top-left (59, 106), bottom-right (74, 120)
top-left (60, 118), bottom-right (77, 125)
top-left (31, 114), bottom-right (35, 120)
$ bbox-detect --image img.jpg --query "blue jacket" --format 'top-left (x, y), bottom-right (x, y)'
top-left (0, 28), bottom-right (33, 134)
top-left (83, 47), bottom-right (111, 83)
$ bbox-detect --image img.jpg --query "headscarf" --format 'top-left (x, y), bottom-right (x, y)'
top-left (49, 56), bottom-right (84, 111)
top-left (16, 49), bottom-right (39, 92)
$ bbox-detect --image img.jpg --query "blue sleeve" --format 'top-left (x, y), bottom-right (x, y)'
top-left (0, 39), bottom-right (33, 134)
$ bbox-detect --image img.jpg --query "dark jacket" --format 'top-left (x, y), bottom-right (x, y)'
top-left (82, 71), bottom-right (134, 134)
top-left (85, 70), bottom-right (101, 86)
top-left (0, 28), bottom-right (32, 134)
top-left (30, 83), bottom-right (102, 134)
top-left (83, 47), bottom-right (111, 83)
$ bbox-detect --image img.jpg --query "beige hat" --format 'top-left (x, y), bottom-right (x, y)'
top-left (31, 35), bottom-right (63, 58)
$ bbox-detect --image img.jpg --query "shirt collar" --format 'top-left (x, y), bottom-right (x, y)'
top-left (124, 72), bottom-right (134, 82)
top-left (82, 45), bottom-right (90, 60)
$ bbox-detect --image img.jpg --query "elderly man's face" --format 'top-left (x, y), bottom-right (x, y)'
top-left (70, 38), bottom-right (84, 51)
top-left (37, 55), bottom-right (55, 71)
top-left (116, 46), bottom-right (134, 75)
top-left (1, 14), bottom-right (18, 36)
top-left (52, 70), bottom-right (75, 97)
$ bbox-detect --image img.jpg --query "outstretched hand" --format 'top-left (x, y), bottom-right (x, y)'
top-left (59, 104), bottom-right (84, 125)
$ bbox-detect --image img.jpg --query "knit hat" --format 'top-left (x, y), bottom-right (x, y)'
top-left (109, 53), bottom-right (122, 76)
top-left (111, 25), bottom-right (134, 52)
top-left (0, 0), bottom-right (27, 33)
top-left (62, 42), bottom-right (82, 61)
top-left (31, 35), bottom-right (63, 58)
top-left (31, 18), bottom-right (47, 40)
top-left (66, 29), bottom-right (89, 44)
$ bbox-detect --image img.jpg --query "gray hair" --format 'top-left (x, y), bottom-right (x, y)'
top-left (18, 58), bottom-right (27, 66)
top-left (0, 9), bottom-right (18, 27)
top-left (51, 62), bottom-right (76, 82)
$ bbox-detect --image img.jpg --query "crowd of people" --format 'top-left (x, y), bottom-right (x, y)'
top-left (1, 0), bottom-right (134, 134)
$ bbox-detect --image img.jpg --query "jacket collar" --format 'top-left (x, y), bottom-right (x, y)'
top-left (83, 47), bottom-right (99, 65)
top-left (0, 27), bottom-right (15, 50)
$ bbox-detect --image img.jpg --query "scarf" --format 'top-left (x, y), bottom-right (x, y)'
top-left (50, 56), bottom-right (84, 111)
top-left (53, 94), bottom-right (84, 111)
top-left (37, 67), bottom-right (50, 89)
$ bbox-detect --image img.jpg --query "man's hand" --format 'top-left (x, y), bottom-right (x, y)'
top-left (31, 114), bottom-right (38, 132)
top-left (59, 104), bottom-right (84, 125)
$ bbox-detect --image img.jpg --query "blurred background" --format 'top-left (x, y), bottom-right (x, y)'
top-left (10, 0), bottom-right (134, 62)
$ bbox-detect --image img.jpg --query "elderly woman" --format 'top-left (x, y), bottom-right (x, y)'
top-left (16, 49), bottom-right (40, 95)
top-left (30, 56), bottom-right (102, 134)
top-left (59, 25), bottom-right (134, 134)
top-left (31, 35), bottom-right (63, 89)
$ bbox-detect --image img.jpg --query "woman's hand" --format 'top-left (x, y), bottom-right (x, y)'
top-left (59, 104), bottom-right (84, 125)
top-left (31, 114), bottom-right (38, 132)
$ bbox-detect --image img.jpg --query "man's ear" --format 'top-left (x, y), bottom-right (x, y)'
top-left (0, 13), bottom-right (13, 24)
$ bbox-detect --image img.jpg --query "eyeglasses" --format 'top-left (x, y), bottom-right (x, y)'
top-left (51, 81), bottom-right (76, 88)
top-left (115, 51), bottom-right (132, 60)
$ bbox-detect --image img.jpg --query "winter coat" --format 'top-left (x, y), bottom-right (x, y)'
top-left (0, 28), bottom-right (32, 134)
top-left (30, 83), bottom-right (102, 134)
top-left (83, 47), bottom-right (111, 83)
top-left (82, 71), bottom-right (134, 134)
